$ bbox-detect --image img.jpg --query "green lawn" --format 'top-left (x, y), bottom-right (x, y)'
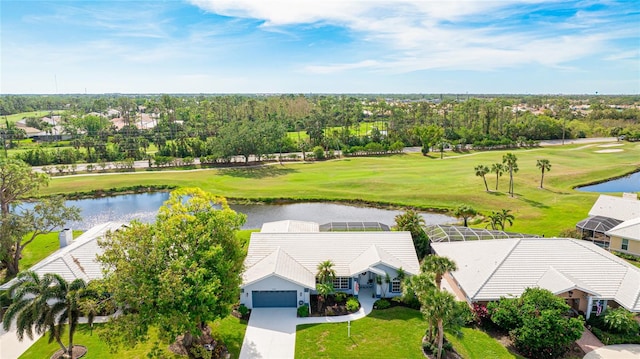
top-left (41, 142), bottom-right (640, 236)
top-left (2, 111), bottom-right (65, 125)
top-left (296, 306), bottom-right (426, 358)
top-left (446, 327), bottom-right (524, 359)
top-left (19, 315), bottom-right (247, 359)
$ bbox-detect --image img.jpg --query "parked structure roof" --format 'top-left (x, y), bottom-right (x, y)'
top-left (431, 238), bottom-right (640, 312)
top-left (260, 220), bottom-right (320, 233)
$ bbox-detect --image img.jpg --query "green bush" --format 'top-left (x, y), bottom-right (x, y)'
top-left (373, 299), bottom-right (390, 310)
top-left (312, 146), bottom-right (325, 160)
top-left (334, 292), bottom-right (347, 303)
top-left (238, 304), bottom-right (249, 318)
top-left (346, 297), bottom-right (360, 312)
top-left (297, 304), bottom-right (309, 317)
top-left (604, 307), bottom-right (639, 334)
top-left (590, 326), bottom-right (640, 345)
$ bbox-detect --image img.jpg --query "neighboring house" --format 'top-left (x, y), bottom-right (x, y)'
top-left (431, 238), bottom-right (640, 318)
top-left (606, 217), bottom-right (640, 256)
top-left (576, 193), bottom-right (640, 248)
top-left (0, 222), bottom-right (125, 291)
top-left (240, 220), bottom-right (420, 309)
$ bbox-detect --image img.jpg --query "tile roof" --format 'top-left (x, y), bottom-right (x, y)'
top-left (0, 222), bottom-right (125, 291)
top-left (243, 231), bottom-right (420, 287)
top-left (589, 195), bottom-right (640, 221)
top-left (431, 238), bottom-right (640, 312)
top-left (243, 248), bottom-right (316, 288)
top-left (606, 217), bottom-right (640, 241)
top-left (260, 220), bottom-right (320, 233)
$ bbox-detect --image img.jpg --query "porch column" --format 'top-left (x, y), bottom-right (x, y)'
top-left (586, 296), bottom-right (593, 319)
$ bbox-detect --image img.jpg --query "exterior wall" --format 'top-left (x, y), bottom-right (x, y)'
top-left (610, 235), bottom-right (640, 256)
top-left (443, 272), bottom-right (469, 303)
top-left (240, 276), bottom-right (307, 309)
top-left (557, 289), bottom-right (590, 313)
top-left (370, 264), bottom-right (404, 298)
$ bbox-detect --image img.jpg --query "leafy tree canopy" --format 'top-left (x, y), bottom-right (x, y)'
top-left (97, 188), bottom-right (247, 354)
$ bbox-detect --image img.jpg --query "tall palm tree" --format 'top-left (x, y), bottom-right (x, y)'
top-left (421, 256), bottom-right (457, 290)
top-left (474, 165), bottom-right (490, 192)
top-left (536, 159), bottom-right (552, 188)
top-left (394, 210), bottom-right (429, 259)
top-left (421, 289), bottom-right (458, 359)
top-left (2, 272), bottom-right (97, 359)
top-left (491, 163), bottom-right (504, 191)
top-left (502, 153), bottom-right (519, 197)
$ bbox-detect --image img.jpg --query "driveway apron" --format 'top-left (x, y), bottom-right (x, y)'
top-left (240, 308), bottom-right (297, 359)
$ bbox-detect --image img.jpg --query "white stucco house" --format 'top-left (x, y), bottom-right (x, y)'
top-left (0, 222), bottom-right (125, 291)
top-left (431, 238), bottom-right (640, 318)
top-left (240, 220), bottom-right (420, 309)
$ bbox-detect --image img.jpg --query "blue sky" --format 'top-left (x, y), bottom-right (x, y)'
top-left (1, 0), bottom-right (638, 94)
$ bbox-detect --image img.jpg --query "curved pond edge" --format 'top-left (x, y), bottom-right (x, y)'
top-left (573, 167), bottom-right (640, 191)
top-left (39, 186), bottom-right (452, 215)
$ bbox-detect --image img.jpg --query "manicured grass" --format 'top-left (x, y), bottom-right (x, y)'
top-left (19, 231), bottom-right (84, 271)
top-left (3, 111), bottom-right (65, 124)
top-left (446, 327), bottom-right (524, 359)
top-left (19, 316), bottom-right (247, 359)
top-left (41, 143), bottom-right (640, 236)
top-left (296, 306), bottom-right (425, 358)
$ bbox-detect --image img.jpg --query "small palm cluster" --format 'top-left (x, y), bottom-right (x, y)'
top-left (2, 271), bottom-right (98, 359)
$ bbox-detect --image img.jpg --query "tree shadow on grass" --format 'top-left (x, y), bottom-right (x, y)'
top-left (519, 196), bottom-right (550, 209)
top-left (221, 166), bottom-right (297, 179)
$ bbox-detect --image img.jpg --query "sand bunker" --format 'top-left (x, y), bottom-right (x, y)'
top-left (594, 149), bottom-right (624, 153)
top-left (598, 143), bottom-right (624, 148)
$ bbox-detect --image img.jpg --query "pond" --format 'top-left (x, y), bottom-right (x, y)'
top-left (50, 192), bottom-right (455, 230)
top-left (576, 171), bottom-right (640, 193)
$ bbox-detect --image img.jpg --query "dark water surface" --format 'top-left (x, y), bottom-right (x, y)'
top-left (576, 171), bottom-right (640, 193)
top-left (54, 192), bottom-right (455, 230)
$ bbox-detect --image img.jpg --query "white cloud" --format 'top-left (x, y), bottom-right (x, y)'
top-left (189, 0), bottom-right (635, 74)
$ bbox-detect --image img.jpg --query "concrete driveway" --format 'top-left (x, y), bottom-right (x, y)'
top-left (583, 344), bottom-right (640, 359)
top-left (239, 308), bottom-right (298, 359)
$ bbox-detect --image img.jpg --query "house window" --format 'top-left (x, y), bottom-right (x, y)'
top-left (622, 239), bottom-right (629, 251)
top-left (391, 278), bottom-right (401, 293)
top-left (332, 277), bottom-right (350, 289)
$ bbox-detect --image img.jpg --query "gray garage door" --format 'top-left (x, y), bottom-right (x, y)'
top-left (252, 290), bottom-right (297, 308)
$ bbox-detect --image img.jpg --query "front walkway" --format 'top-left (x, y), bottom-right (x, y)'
top-left (0, 322), bottom-right (42, 359)
top-left (583, 344), bottom-right (640, 359)
top-left (239, 288), bottom-right (377, 359)
top-left (576, 326), bottom-right (604, 354)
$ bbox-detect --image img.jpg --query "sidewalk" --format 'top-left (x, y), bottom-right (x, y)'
top-left (576, 326), bottom-right (604, 354)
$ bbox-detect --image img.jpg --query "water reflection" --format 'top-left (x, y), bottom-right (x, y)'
top-left (27, 192), bottom-right (455, 230)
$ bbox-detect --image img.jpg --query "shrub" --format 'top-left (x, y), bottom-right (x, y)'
top-left (238, 304), bottom-right (249, 318)
top-left (334, 292), bottom-right (347, 304)
top-left (472, 303), bottom-right (490, 326)
top-left (603, 308), bottom-right (639, 335)
top-left (346, 297), bottom-right (360, 312)
top-left (373, 299), bottom-right (390, 310)
top-left (312, 146), bottom-right (325, 160)
top-left (590, 326), bottom-right (640, 345)
top-left (297, 304), bottom-right (309, 317)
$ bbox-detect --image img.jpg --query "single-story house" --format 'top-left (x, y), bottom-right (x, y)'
top-left (606, 217), bottom-right (640, 256)
top-left (431, 238), bottom-right (640, 318)
top-left (577, 193), bottom-right (640, 248)
top-left (0, 222), bottom-right (125, 291)
top-left (240, 221), bottom-right (420, 309)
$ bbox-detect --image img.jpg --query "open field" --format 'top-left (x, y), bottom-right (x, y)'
top-left (40, 142), bottom-right (640, 236)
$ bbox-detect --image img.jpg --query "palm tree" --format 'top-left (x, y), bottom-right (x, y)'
top-left (502, 153), bottom-right (519, 197)
top-left (491, 163), bottom-right (504, 191)
top-left (474, 165), bottom-right (490, 192)
top-left (536, 159), bottom-right (551, 188)
top-left (453, 205), bottom-right (477, 227)
top-left (2, 272), bottom-right (97, 359)
top-left (498, 209), bottom-right (515, 230)
top-left (394, 210), bottom-right (429, 259)
top-left (422, 289), bottom-right (458, 359)
top-left (487, 211), bottom-right (502, 230)
top-left (315, 282), bottom-right (335, 314)
top-left (421, 256), bottom-right (457, 290)
top-left (316, 260), bottom-right (336, 284)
